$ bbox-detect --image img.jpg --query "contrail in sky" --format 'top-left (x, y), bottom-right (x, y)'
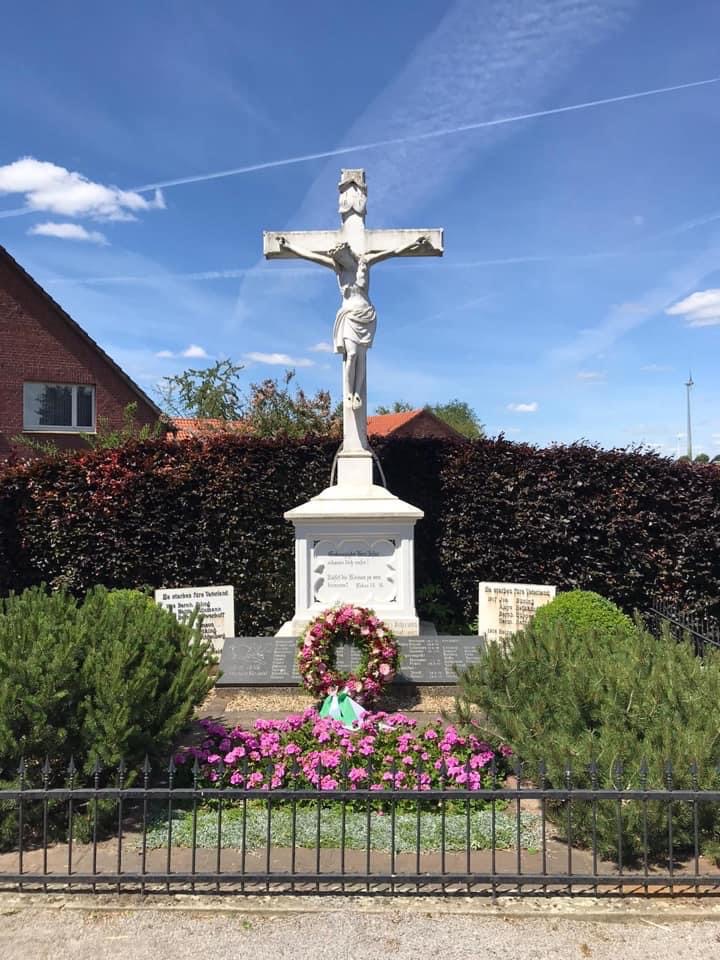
top-left (132, 76), bottom-right (720, 193)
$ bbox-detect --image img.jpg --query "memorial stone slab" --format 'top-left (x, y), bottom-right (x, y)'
top-left (218, 635), bottom-right (485, 686)
top-left (155, 585), bottom-right (235, 652)
top-left (478, 581), bottom-right (556, 643)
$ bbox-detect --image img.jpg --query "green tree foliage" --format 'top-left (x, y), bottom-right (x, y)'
top-left (0, 585), bottom-right (216, 847)
top-left (159, 358), bottom-right (245, 419)
top-left (159, 360), bottom-right (339, 438)
top-left (425, 399), bottom-right (484, 438)
top-left (0, 586), bottom-right (215, 772)
top-left (694, 453), bottom-right (710, 463)
top-left (375, 401), bottom-right (414, 414)
top-left (84, 401), bottom-right (165, 450)
top-left (245, 370), bottom-right (340, 439)
top-left (453, 590), bottom-right (720, 861)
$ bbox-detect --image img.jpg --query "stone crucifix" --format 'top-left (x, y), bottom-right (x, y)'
top-left (263, 169), bottom-right (443, 463)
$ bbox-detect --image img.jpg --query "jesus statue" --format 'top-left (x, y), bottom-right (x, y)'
top-left (276, 234), bottom-right (430, 409)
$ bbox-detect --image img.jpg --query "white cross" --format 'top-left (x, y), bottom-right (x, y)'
top-left (264, 169), bottom-right (443, 468)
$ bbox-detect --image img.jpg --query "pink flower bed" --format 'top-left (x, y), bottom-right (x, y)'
top-left (177, 711), bottom-right (513, 792)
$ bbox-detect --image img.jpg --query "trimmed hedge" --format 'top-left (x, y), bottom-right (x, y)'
top-left (0, 435), bottom-right (718, 633)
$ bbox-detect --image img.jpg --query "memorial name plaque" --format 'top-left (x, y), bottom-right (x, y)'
top-left (478, 581), bottom-right (556, 642)
top-left (312, 538), bottom-right (396, 606)
top-left (218, 635), bottom-right (485, 686)
top-left (155, 585), bottom-right (235, 652)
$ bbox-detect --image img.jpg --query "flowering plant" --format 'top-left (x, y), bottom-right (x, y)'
top-left (297, 605), bottom-right (398, 705)
top-left (177, 711), bottom-right (513, 795)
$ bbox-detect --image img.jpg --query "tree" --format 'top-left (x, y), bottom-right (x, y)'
top-left (375, 401), bottom-right (413, 415)
top-left (158, 359), bottom-right (244, 420)
top-left (85, 402), bottom-right (165, 450)
top-left (245, 370), bottom-right (340, 439)
top-left (158, 359), bottom-right (339, 439)
top-left (426, 400), bottom-right (484, 439)
top-left (694, 453), bottom-right (710, 463)
top-left (712, 455), bottom-right (720, 464)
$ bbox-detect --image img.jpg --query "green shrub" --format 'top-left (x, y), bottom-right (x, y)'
top-left (531, 590), bottom-right (635, 643)
top-left (454, 591), bottom-right (720, 862)
top-left (0, 585), bottom-right (216, 848)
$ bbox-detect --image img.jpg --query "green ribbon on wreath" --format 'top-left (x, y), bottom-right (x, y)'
top-left (319, 690), bottom-right (367, 730)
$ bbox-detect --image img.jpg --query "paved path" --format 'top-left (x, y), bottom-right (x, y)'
top-left (1, 896), bottom-right (719, 960)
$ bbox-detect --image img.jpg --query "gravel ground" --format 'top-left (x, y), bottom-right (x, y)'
top-left (1, 899), bottom-right (719, 960)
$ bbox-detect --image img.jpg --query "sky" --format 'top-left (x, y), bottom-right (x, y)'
top-left (1, 0), bottom-right (719, 457)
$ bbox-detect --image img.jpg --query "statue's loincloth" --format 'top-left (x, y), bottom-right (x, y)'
top-left (333, 301), bottom-right (377, 352)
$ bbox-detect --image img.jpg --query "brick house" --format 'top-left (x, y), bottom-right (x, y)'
top-left (0, 244), bottom-right (161, 459)
top-left (366, 408), bottom-right (463, 440)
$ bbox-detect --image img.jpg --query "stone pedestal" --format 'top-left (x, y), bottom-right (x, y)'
top-left (277, 451), bottom-right (423, 637)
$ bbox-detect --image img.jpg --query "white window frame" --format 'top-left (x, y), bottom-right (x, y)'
top-left (23, 382), bottom-right (96, 434)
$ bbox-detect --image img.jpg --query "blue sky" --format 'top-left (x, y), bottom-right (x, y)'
top-left (1, 0), bottom-right (719, 456)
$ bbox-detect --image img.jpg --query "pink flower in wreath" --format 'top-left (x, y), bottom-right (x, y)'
top-left (379, 663), bottom-right (391, 677)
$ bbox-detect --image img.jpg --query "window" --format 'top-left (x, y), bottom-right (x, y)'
top-left (23, 383), bottom-right (96, 432)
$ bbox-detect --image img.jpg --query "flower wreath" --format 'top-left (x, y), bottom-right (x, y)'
top-left (297, 604), bottom-right (399, 705)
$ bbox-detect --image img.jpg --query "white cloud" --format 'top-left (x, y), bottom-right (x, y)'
top-left (28, 221), bottom-right (107, 244)
top-left (666, 289), bottom-right (720, 327)
top-left (0, 156), bottom-right (165, 221)
top-left (245, 352), bottom-right (314, 368)
top-left (507, 401), bottom-right (538, 413)
top-left (641, 363), bottom-right (672, 373)
top-left (182, 344), bottom-right (209, 358)
top-left (154, 344), bottom-right (209, 359)
top-left (310, 341), bottom-right (334, 353)
top-left (576, 370), bottom-right (606, 382)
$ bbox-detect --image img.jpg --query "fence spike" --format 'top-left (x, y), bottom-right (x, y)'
top-left (690, 759), bottom-right (699, 789)
top-left (67, 756), bottom-right (77, 778)
top-left (143, 755), bottom-right (152, 778)
top-left (588, 759), bottom-right (599, 788)
top-left (538, 760), bottom-right (547, 790)
top-left (42, 756), bottom-right (51, 780)
top-left (17, 756), bottom-right (26, 780)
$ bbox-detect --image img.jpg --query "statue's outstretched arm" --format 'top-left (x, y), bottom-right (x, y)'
top-left (365, 235), bottom-right (432, 266)
top-left (276, 236), bottom-right (335, 269)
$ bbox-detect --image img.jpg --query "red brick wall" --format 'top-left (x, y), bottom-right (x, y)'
top-left (0, 255), bottom-right (160, 458)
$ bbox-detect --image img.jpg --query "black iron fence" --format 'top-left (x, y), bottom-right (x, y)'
top-left (647, 597), bottom-right (720, 655)
top-left (3, 759), bottom-right (720, 896)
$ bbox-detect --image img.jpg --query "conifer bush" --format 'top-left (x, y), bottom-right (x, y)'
top-left (454, 590), bottom-right (720, 861)
top-left (0, 586), bottom-right (216, 848)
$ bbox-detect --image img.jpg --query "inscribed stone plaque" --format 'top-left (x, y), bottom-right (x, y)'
top-left (312, 538), bottom-right (396, 605)
top-left (154, 585), bottom-right (235, 652)
top-left (217, 635), bottom-right (485, 686)
top-left (478, 581), bottom-right (556, 642)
